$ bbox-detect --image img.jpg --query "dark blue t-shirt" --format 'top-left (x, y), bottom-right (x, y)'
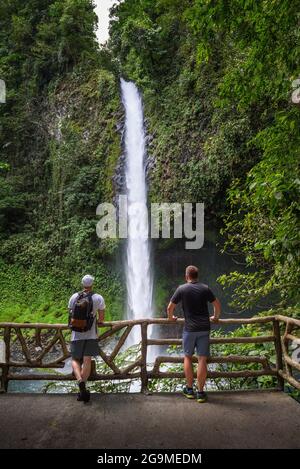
top-left (170, 282), bottom-right (216, 332)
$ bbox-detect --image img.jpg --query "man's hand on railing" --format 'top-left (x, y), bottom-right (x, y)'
top-left (210, 298), bottom-right (221, 324)
top-left (167, 301), bottom-right (178, 321)
top-left (210, 315), bottom-right (219, 324)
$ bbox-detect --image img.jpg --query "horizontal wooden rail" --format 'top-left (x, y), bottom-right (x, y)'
top-left (148, 370), bottom-right (278, 379)
top-left (275, 315), bottom-right (300, 327)
top-left (286, 334), bottom-right (300, 345)
top-left (7, 372), bottom-right (142, 381)
top-left (152, 355), bottom-right (271, 365)
top-left (0, 323), bottom-right (71, 329)
top-left (0, 315), bottom-right (299, 393)
top-left (0, 315), bottom-right (276, 329)
top-left (147, 336), bottom-right (275, 346)
top-left (283, 354), bottom-right (300, 373)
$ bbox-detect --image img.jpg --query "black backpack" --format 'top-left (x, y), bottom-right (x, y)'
top-left (69, 291), bottom-right (94, 332)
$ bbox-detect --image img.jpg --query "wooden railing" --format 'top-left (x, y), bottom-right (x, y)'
top-left (0, 315), bottom-right (299, 393)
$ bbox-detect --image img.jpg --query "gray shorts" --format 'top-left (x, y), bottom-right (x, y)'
top-left (70, 339), bottom-right (100, 360)
top-left (183, 330), bottom-right (210, 357)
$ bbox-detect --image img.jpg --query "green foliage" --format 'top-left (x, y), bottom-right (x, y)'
top-left (220, 110), bottom-right (300, 310)
top-left (184, 0), bottom-right (300, 107)
top-left (0, 260), bottom-right (124, 323)
top-left (0, 174), bottom-right (26, 234)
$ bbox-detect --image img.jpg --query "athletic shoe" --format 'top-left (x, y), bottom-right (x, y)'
top-left (196, 391), bottom-right (207, 403)
top-left (83, 389), bottom-right (90, 403)
top-left (183, 386), bottom-right (195, 399)
top-left (77, 389), bottom-right (90, 403)
top-left (77, 381), bottom-right (90, 403)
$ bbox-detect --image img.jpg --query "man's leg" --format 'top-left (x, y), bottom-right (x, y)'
top-left (184, 355), bottom-right (194, 388)
top-left (70, 341), bottom-right (90, 402)
top-left (72, 358), bottom-right (83, 382)
top-left (81, 356), bottom-right (92, 382)
top-left (72, 356), bottom-right (89, 401)
top-left (182, 331), bottom-right (196, 398)
top-left (197, 356), bottom-right (207, 392)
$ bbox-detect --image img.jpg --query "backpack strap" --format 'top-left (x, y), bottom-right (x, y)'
top-left (86, 291), bottom-right (94, 314)
top-left (78, 290), bottom-right (85, 298)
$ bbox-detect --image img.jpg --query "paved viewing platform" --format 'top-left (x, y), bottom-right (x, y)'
top-left (0, 390), bottom-right (299, 449)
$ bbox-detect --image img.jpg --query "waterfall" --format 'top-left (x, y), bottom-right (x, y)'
top-left (120, 79), bottom-right (153, 345)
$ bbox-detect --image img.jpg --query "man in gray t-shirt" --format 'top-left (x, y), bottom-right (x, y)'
top-left (68, 274), bottom-right (105, 402)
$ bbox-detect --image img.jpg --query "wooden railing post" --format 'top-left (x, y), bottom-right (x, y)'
top-left (283, 321), bottom-right (294, 377)
top-left (140, 322), bottom-right (148, 393)
top-left (0, 327), bottom-right (10, 392)
top-left (273, 319), bottom-right (284, 391)
top-left (89, 360), bottom-right (97, 380)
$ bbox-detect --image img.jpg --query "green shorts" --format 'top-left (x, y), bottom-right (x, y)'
top-left (70, 339), bottom-right (100, 360)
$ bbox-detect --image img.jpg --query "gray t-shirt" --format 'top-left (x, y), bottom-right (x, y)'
top-left (68, 292), bottom-right (105, 341)
top-left (171, 282), bottom-right (216, 332)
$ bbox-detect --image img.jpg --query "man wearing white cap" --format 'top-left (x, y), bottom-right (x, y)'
top-left (68, 274), bottom-right (105, 402)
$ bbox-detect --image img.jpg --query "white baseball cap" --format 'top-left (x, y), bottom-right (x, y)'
top-left (81, 274), bottom-right (94, 287)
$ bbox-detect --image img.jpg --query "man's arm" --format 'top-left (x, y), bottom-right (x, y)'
top-left (167, 286), bottom-right (181, 321)
top-left (68, 294), bottom-right (75, 325)
top-left (167, 302), bottom-right (178, 321)
top-left (97, 309), bottom-right (105, 324)
top-left (210, 298), bottom-right (221, 323)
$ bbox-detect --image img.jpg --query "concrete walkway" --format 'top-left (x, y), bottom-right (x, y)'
top-left (0, 390), bottom-right (299, 449)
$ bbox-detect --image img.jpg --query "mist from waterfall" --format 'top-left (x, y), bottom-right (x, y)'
top-left (120, 78), bottom-right (153, 345)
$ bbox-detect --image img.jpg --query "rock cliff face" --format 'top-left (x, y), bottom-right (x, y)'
top-left (1, 68), bottom-right (124, 264)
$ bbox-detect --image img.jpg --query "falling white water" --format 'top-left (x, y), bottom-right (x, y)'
top-left (120, 78), bottom-right (153, 346)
